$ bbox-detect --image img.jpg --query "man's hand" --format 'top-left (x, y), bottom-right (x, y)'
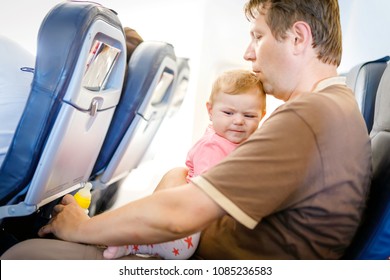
top-left (38, 194), bottom-right (90, 242)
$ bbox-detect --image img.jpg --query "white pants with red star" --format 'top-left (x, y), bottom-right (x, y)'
top-left (103, 232), bottom-right (200, 260)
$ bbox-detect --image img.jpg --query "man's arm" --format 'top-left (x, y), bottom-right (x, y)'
top-left (39, 182), bottom-right (225, 246)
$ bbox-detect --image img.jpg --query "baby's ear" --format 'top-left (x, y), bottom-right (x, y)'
top-left (206, 101), bottom-right (214, 120)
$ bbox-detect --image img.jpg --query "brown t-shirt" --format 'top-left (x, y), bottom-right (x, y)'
top-left (191, 77), bottom-right (372, 259)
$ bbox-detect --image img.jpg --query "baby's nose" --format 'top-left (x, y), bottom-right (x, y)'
top-left (233, 115), bottom-right (245, 125)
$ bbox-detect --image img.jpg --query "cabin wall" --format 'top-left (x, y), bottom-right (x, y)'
top-left (339, 0), bottom-right (390, 73)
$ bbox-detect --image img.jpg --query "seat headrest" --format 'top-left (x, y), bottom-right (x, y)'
top-left (371, 63), bottom-right (390, 137)
top-left (346, 56), bottom-right (389, 132)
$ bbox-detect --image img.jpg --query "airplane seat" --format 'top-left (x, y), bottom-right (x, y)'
top-left (132, 56), bottom-right (191, 167)
top-left (88, 41), bottom-right (177, 216)
top-left (0, 1), bottom-right (126, 224)
top-left (90, 40), bottom-right (177, 189)
top-left (342, 62), bottom-right (390, 259)
top-left (166, 57), bottom-right (190, 118)
top-left (346, 56), bottom-right (389, 132)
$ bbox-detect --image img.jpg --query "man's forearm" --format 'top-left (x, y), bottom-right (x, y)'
top-left (50, 183), bottom-right (225, 246)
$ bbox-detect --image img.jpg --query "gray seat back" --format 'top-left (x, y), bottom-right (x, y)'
top-left (0, 2), bottom-right (126, 219)
top-left (343, 62), bottom-right (390, 259)
top-left (346, 56), bottom-right (389, 132)
top-left (91, 41), bottom-right (177, 188)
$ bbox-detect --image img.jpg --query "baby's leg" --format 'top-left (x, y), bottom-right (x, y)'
top-left (153, 167), bottom-right (188, 192)
top-left (103, 232), bottom-right (200, 260)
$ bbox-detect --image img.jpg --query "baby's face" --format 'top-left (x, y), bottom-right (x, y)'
top-left (208, 88), bottom-right (264, 144)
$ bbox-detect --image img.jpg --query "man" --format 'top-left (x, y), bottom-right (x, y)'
top-left (1, 0), bottom-right (371, 260)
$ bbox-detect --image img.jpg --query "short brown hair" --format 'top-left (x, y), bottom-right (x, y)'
top-left (244, 0), bottom-right (342, 66)
top-left (124, 27), bottom-right (144, 62)
top-left (210, 69), bottom-right (266, 111)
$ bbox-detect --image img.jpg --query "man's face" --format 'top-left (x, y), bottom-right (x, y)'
top-left (243, 10), bottom-right (298, 101)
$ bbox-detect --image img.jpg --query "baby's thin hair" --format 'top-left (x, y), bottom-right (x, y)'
top-left (210, 69), bottom-right (265, 110)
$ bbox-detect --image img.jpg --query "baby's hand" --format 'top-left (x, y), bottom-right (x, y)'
top-left (103, 245), bottom-right (130, 259)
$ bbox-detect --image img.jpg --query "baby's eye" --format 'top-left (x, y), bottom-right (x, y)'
top-left (223, 111), bottom-right (233, 116)
top-left (244, 114), bottom-right (256, 118)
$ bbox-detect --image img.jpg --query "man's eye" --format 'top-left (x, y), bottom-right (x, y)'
top-left (253, 33), bottom-right (262, 40)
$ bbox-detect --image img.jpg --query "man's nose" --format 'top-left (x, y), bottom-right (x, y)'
top-left (243, 42), bottom-right (255, 61)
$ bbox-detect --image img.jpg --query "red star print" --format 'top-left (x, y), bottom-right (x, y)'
top-left (184, 236), bottom-right (193, 249)
top-left (172, 248), bottom-right (180, 256)
top-left (132, 245), bottom-right (139, 252)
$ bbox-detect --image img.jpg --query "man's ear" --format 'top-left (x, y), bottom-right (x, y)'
top-left (206, 101), bottom-right (213, 120)
top-left (291, 21), bottom-right (312, 54)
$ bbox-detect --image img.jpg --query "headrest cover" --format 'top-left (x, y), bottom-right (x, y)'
top-left (346, 56), bottom-right (389, 132)
top-left (371, 63), bottom-right (390, 137)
